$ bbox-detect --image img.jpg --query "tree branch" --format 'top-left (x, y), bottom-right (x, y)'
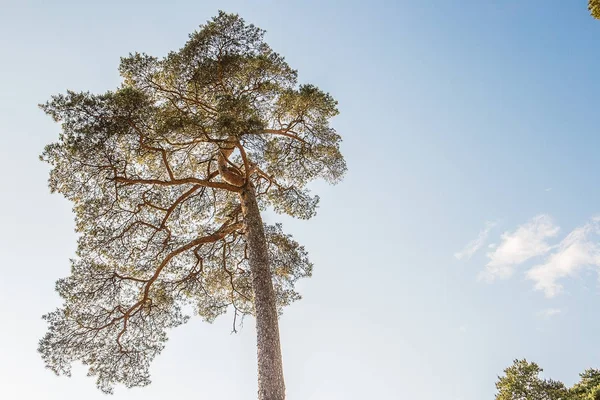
top-left (113, 176), bottom-right (241, 192)
top-left (111, 220), bottom-right (244, 352)
top-left (260, 129), bottom-right (309, 145)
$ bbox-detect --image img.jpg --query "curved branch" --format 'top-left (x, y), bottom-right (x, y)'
top-left (217, 138), bottom-right (245, 187)
top-left (113, 176), bottom-right (240, 192)
top-left (235, 142), bottom-right (252, 184)
top-left (113, 220), bottom-right (244, 352)
top-left (260, 129), bottom-right (309, 145)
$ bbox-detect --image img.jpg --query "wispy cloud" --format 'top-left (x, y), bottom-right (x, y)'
top-left (455, 221), bottom-right (497, 260)
top-left (537, 308), bottom-right (562, 319)
top-left (527, 217), bottom-right (600, 297)
top-left (479, 215), bottom-right (559, 282)
top-left (476, 215), bottom-right (600, 298)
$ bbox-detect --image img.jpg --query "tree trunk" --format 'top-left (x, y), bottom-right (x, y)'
top-left (240, 183), bottom-right (286, 400)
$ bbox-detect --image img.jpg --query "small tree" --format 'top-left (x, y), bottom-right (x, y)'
top-left (495, 360), bottom-right (600, 400)
top-left (38, 11), bottom-right (345, 400)
top-left (495, 359), bottom-right (569, 400)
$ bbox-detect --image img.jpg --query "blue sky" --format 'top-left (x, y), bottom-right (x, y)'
top-left (1, 0), bottom-right (599, 399)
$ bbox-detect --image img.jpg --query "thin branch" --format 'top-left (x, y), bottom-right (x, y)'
top-left (112, 176), bottom-right (241, 192)
top-left (260, 129), bottom-right (309, 145)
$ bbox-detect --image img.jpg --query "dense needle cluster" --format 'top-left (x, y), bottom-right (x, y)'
top-left (591, 0), bottom-right (600, 19)
top-left (38, 11), bottom-right (345, 393)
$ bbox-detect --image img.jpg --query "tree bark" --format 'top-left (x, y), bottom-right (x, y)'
top-left (240, 183), bottom-right (286, 400)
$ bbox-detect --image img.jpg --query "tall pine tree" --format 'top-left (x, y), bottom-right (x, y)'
top-left (38, 11), bottom-right (345, 400)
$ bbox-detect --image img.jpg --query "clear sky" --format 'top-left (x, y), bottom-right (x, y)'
top-left (1, 1), bottom-right (599, 399)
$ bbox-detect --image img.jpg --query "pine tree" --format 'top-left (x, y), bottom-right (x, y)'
top-left (38, 11), bottom-right (345, 399)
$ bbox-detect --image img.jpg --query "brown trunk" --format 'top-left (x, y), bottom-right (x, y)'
top-left (240, 183), bottom-right (286, 400)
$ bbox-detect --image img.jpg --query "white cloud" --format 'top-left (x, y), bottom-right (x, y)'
top-left (537, 308), bottom-right (562, 318)
top-left (480, 215), bottom-right (559, 282)
top-left (527, 217), bottom-right (600, 297)
top-left (455, 221), bottom-right (497, 260)
top-left (458, 325), bottom-right (468, 333)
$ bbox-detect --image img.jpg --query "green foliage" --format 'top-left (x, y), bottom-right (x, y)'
top-left (495, 359), bottom-right (569, 400)
top-left (571, 370), bottom-right (600, 400)
top-left (495, 360), bottom-right (600, 400)
top-left (38, 11), bottom-right (343, 393)
top-left (590, 0), bottom-right (600, 19)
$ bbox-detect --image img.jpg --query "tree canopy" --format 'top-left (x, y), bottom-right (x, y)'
top-left (495, 360), bottom-right (569, 400)
top-left (495, 360), bottom-right (600, 400)
top-left (38, 11), bottom-right (345, 395)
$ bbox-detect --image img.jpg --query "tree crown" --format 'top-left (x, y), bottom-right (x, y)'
top-left (496, 360), bottom-right (600, 400)
top-left (39, 11), bottom-right (345, 393)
